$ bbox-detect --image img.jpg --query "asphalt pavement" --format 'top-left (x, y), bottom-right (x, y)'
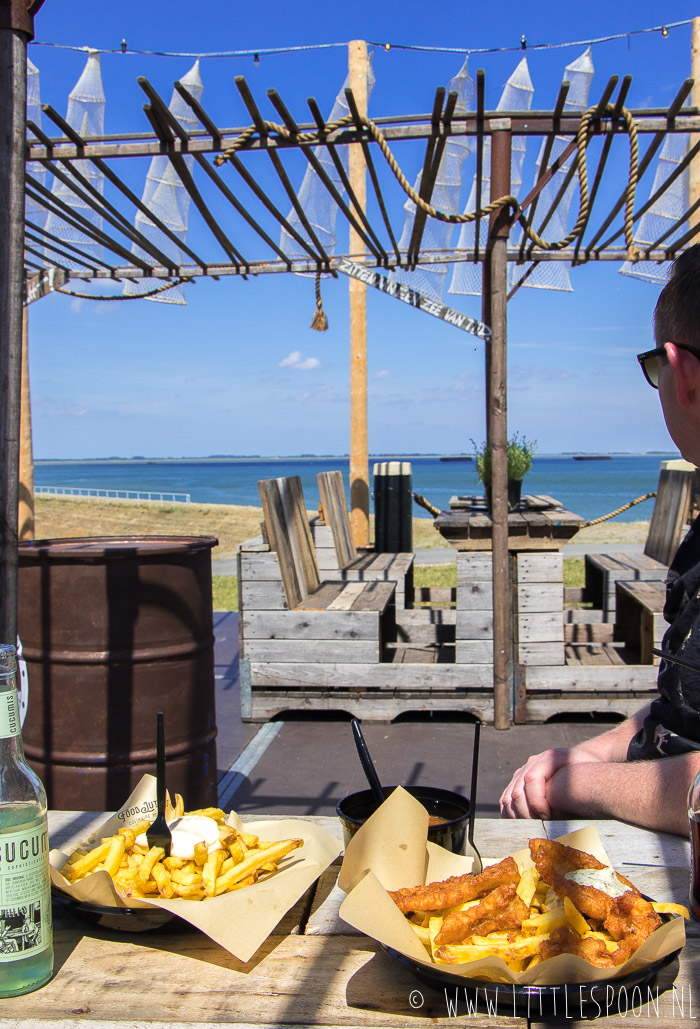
top-left (212, 612), bottom-right (622, 820)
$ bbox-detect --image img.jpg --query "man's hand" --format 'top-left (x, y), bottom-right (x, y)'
top-left (499, 747), bottom-right (600, 820)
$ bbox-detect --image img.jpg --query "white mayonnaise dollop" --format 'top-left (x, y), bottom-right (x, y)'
top-left (135, 814), bottom-right (222, 860)
top-left (564, 866), bottom-right (630, 898)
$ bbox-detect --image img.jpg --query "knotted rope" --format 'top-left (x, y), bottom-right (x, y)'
top-left (214, 104), bottom-right (641, 262)
top-left (54, 276), bottom-right (195, 301)
top-left (584, 491), bottom-right (655, 527)
top-left (310, 269), bottom-right (328, 330)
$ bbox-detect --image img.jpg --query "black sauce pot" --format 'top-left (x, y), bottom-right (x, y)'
top-left (336, 784), bottom-right (470, 854)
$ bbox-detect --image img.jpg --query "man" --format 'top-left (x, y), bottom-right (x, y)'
top-left (500, 245), bottom-right (700, 836)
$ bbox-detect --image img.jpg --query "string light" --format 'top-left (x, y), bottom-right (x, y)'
top-left (29, 18), bottom-right (693, 61)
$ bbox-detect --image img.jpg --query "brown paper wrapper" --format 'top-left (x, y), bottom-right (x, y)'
top-left (50, 775), bottom-right (343, 963)
top-left (338, 786), bottom-right (686, 986)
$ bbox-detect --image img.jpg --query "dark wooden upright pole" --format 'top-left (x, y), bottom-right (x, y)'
top-left (486, 121), bottom-right (512, 730)
top-left (0, 1), bottom-right (41, 643)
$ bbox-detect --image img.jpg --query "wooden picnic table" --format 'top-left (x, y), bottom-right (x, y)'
top-left (7, 813), bottom-right (696, 1027)
top-left (435, 494), bottom-right (586, 551)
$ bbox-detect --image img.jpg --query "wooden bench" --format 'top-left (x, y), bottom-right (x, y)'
top-left (237, 476), bottom-right (397, 698)
top-left (614, 579), bottom-right (667, 664)
top-left (583, 462), bottom-right (694, 619)
top-left (584, 552), bottom-right (667, 621)
top-left (313, 471), bottom-right (414, 608)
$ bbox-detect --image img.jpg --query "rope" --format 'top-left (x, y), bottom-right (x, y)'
top-left (584, 491), bottom-right (656, 527)
top-left (214, 104), bottom-right (641, 259)
top-left (310, 270), bottom-right (328, 330)
top-left (413, 491), bottom-right (441, 517)
top-left (55, 276), bottom-right (194, 301)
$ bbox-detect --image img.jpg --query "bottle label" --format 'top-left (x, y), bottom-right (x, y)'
top-left (0, 824), bottom-right (52, 961)
top-left (0, 689), bottom-right (20, 740)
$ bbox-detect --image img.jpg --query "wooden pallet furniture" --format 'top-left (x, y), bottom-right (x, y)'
top-left (584, 551), bottom-right (668, 621)
top-left (614, 579), bottom-right (667, 665)
top-left (437, 493), bottom-right (585, 550)
top-left (311, 470), bottom-right (414, 608)
top-left (238, 477), bottom-right (494, 722)
top-left (584, 462), bottom-right (694, 620)
top-left (456, 552), bottom-right (565, 667)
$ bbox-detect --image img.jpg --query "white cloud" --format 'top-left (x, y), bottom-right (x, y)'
top-left (279, 350), bottom-right (321, 371)
top-left (374, 369), bottom-right (391, 379)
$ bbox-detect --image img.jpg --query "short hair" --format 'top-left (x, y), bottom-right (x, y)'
top-left (654, 245), bottom-right (700, 350)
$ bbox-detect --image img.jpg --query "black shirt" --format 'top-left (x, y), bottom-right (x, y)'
top-left (628, 513), bottom-right (700, 759)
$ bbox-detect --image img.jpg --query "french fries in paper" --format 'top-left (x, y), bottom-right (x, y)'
top-left (60, 807), bottom-right (302, 902)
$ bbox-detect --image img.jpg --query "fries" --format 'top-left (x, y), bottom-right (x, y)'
top-left (395, 840), bottom-right (687, 973)
top-left (60, 805), bottom-right (303, 903)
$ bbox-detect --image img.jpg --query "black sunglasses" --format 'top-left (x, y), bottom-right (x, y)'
top-left (637, 341), bottom-right (700, 388)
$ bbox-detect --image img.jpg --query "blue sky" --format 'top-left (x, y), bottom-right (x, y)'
top-left (25, 1), bottom-right (699, 459)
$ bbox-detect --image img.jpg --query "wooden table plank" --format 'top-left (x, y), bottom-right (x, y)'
top-left (22, 814), bottom-right (694, 1029)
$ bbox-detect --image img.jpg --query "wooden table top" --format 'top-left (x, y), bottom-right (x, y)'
top-left (435, 494), bottom-right (586, 551)
top-left (8, 813), bottom-right (696, 1028)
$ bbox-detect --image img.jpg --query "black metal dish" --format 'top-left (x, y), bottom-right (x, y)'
top-left (337, 785), bottom-right (470, 854)
top-left (52, 888), bottom-right (189, 933)
top-left (382, 942), bottom-right (681, 1019)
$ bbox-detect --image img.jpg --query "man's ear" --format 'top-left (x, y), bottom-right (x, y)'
top-left (665, 342), bottom-right (698, 408)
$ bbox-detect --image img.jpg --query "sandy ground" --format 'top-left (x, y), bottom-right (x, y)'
top-left (33, 496), bottom-right (650, 558)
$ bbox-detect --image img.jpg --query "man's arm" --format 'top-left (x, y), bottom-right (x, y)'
top-left (546, 748), bottom-right (700, 836)
top-left (499, 704), bottom-right (651, 820)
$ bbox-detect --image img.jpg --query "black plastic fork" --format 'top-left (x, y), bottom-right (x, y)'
top-left (146, 711), bottom-right (172, 856)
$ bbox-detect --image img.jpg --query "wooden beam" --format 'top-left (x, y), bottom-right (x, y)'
top-left (18, 307), bottom-right (34, 541)
top-left (348, 40), bottom-right (369, 548)
top-left (691, 18), bottom-right (700, 233)
top-left (487, 122), bottom-right (513, 730)
top-left (0, 26), bottom-right (27, 643)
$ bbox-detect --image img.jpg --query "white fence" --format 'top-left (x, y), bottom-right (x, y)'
top-left (35, 486), bottom-right (191, 505)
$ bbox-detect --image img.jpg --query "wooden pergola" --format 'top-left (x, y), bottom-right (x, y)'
top-left (3, 11), bottom-right (700, 725)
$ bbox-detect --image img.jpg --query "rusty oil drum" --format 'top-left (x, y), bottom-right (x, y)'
top-left (18, 535), bottom-right (218, 810)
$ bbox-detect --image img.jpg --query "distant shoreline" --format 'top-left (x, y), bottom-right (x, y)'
top-left (35, 452), bottom-right (679, 466)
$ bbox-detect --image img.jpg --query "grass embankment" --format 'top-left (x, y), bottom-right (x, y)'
top-left (32, 497), bottom-right (649, 611)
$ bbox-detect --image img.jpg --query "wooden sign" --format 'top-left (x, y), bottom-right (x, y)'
top-left (337, 259), bottom-right (491, 341)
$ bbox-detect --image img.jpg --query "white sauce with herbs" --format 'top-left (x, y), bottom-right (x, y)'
top-left (564, 866), bottom-right (629, 898)
top-left (135, 814), bottom-right (222, 860)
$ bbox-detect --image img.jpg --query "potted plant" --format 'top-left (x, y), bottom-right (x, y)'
top-left (472, 432), bottom-right (537, 511)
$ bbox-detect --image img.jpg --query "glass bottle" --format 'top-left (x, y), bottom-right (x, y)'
top-left (0, 644), bottom-right (53, 996)
top-left (688, 770), bottom-right (700, 920)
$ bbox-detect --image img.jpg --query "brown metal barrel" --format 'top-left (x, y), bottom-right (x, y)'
top-left (18, 535), bottom-right (219, 811)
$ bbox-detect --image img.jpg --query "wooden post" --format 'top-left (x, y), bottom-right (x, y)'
top-left (348, 39), bottom-right (369, 548)
top-left (691, 18), bottom-right (700, 229)
top-left (19, 306), bottom-right (34, 541)
top-left (0, 15), bottom-right (33, 644)
top-left (486, 121), bottom-right (513, 730)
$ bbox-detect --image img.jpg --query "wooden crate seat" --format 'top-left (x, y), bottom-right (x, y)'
top-left (614, 580), bottom-right (667, 664)
top-left (583, 462), bottom-right (694, 620)
top-left (258, 475), bottom-right (395, 618)
top-left (315, 470), bottom-right (414, 606)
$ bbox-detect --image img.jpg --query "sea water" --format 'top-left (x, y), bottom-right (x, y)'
top-left (34, 453), bottom-right (679, 523)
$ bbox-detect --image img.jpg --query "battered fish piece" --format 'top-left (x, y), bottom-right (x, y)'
top-left (604, 890), bottom-right (661, 947)
top-left (538, 926), bottom-right (620, 967)
top-left (529, 838), bottom-right (632, 923)
top-left (434, 883), bottom-right (529, 945)
top-left (389, 856), bottom-right (520, 914)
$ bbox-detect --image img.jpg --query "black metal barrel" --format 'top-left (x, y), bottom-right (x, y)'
top-left (373, 461), bottom-right (412, 552)
top-left (18, 535), bottom-right (218, 811)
